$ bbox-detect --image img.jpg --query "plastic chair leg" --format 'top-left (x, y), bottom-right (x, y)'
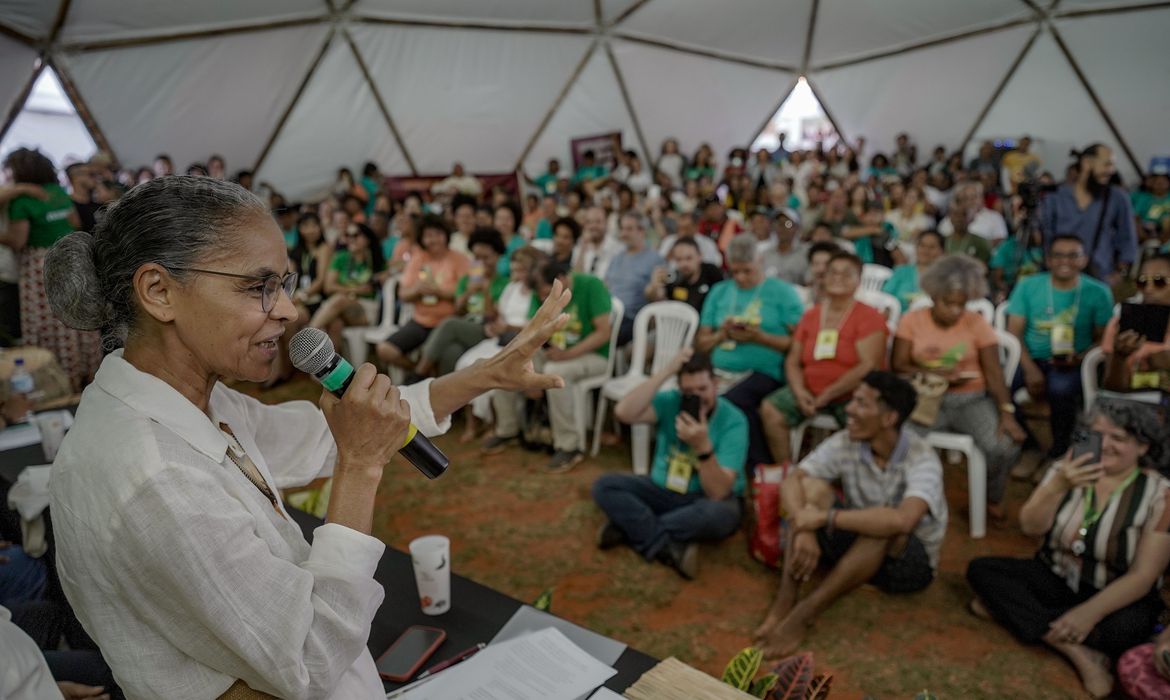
top-left (966, 446), bottom-right (987, 539)
top-left (788, 423), bottom-right (808, 463)
top-left (591, 396), bottom-right (608, 457)
top-left (632, 424), bottom-right (651, 475)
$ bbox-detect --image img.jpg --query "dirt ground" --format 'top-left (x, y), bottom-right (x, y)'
top-left (257, 378), bottom-right (1089, 699)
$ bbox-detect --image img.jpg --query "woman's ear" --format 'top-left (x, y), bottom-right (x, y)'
top-left (133, 263), bottom-right (180, 324)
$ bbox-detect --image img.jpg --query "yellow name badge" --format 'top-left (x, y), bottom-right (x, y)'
top-left (666, 448), bottom-right (695, 494)
top-left (1132, 370), bottom-right (1160, 389)
top-left (672, 286), bottom-right (689, 302)
top-left (1051, 323), bottom-right (1074, 356)
top-left (549, 331), bottom-right (567, 350)
top-left (813, 329), bottom-right (839, 361)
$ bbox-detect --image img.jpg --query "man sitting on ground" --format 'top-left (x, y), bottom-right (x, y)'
top-left (754, 371), bottom-right (947, 660)
top-left (594, 348), bottom-right (748, 579)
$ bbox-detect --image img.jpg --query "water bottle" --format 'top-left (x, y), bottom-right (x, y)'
top-left (10, 358), bottom-right (35, 397)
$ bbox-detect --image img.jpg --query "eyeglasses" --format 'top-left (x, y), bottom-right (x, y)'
top-left (168, 267), bottom-right (298, 313)
top-left (1138, 274), bottom-right (1169, 290)
top-left (1047, 252), bottom-right (1084, 261)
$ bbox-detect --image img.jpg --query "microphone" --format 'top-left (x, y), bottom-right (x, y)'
top-left (289, 327), bottom-right (449, 479)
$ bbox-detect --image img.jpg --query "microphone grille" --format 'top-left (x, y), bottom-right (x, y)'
top-left (289, 327), bottom-right (335, 375)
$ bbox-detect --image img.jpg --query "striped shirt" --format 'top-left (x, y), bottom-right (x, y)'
top-left (1039, 466), bottom-right (1170, 591)
top-left (798, 429), bottom-right (948, 569)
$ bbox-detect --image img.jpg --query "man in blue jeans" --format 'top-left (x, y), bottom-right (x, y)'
top-left (592, 348), bottom-right (748, 579)
top-left (1007, 235), bottom-right (1113, 468)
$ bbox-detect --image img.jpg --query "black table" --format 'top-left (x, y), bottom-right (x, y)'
top-left (0, 440), bottom-right (658, 694)
top-left (290, 507), bottom-right (658, 694)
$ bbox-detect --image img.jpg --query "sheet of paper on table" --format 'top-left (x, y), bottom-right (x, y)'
top-left (588, 689), bottom-right (624, 699)
top-left (394, 627), bottom-right (616, 700)
top-left (491, 604), bottom-right (627, 666)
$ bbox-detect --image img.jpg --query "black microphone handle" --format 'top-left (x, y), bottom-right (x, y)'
top-left (313, 354), bottom-right (449, 480)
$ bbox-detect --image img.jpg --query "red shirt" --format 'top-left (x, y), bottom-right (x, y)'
top-left (796, 302), bottom-right (889, 398)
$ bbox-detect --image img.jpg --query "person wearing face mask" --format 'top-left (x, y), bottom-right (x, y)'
top-left (644, 238), bottom-right (724, 313)
top-left (968, 400), bottom-right (1170, 700)
top-left (595, 348), bottom-right (748, 580)
top-left (1101, 253), bottom-right (1170, 395)
top-left (39, 176), bottom-right (571, 700)
top-left (1039, 144), bottom-right (1137, 284)
top-left (892, 255), bottom-right (1025, 525)
top-left (882, 230), bottom-right (944, 311)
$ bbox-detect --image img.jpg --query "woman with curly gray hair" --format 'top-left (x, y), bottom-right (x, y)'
top-left (968, 399), bottom-right (1170, 699)
top-left (892, 254), bottom-right (1025, 525)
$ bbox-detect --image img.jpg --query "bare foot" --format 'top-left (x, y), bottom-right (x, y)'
top-left (967, 597), bottom-right (992, 620)
top-left (757, 606), bottom-right (812, 662)
top-left (753, 587), bottom-right (799, 641)
top-left (459, 427), bottom-right (479, 444)
top-left (1051, 642), bottom-right (1114, 699)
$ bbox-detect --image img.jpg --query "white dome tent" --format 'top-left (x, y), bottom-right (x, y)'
top-left (0, 0), bottom-right (1165, 200)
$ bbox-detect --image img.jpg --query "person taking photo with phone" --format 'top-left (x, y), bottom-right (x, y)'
top-left (967, 400), bottom-right (1170, 699)
top-left (592, 348), bottom-right (748, 580)
top-left (1102, 252), bottom-right (1170, 395)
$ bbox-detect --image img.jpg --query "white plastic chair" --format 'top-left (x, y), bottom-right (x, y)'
top-left (792, 284), bottom-right (813, 309)
top-left (342, 277), bottom-right (398, 366)
top-left (1081, 346), bottom-right (1105, 409)
top-left (993, 300), bottom-right (1010, 332)
top-left (789, 413), bottom-right (842, 462)
top-left (854, 289), bottom-right (901, 335)
top-left (570, 297), bottom-right (625, 453)
top-left (860, 263), bottom-right (893, 293)
top-left (921, 329), bottom-right (1020, 539)
top-left (530, 238), bottom-right (554, 254)
top-left (907, 296), bottom-right (995, 325)
top-left (590, 301), bottom-right (700, 474)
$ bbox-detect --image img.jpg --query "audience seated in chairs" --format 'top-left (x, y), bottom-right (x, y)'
top-left (1102, 252), bottom-right (1170, 395)
top-left (967, 399), bottom-right (1170, 699)
top-left (657, 210), bottom-right (723, 267)
top-left (759, 251), bottom-right (888, 465)
top-left (309, 221), bottom-right (383, 351)
top-left (1007, 235), bottom-right (1114, 474)
top-left (696, 233), bottom-right (805, 467)
top-left (892, 254), bottom-right (1026, 524)
top-left (755, 372), bottom-right (947, 661)
top-left (486, 259), bottom-right (612, 472)
top-left (881, 229), bottom-right (944, 311)
top-left (759, 208), bottom-right (808, 286)
top-left (376, 214), bottom-right (470, 371)
top-left (594, 348), bottom-right (747, 580)
top-left (604, 212), bottom-right (664, 347)
top-left (643, 237), bottom-right (724, 313)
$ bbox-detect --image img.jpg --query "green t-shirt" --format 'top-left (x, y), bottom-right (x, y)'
top-left (882, 264), bottom-right (924, 312)
top-left (699, 278), bottom-right (804, 381)
top-left (534, 173), bottom-right (558, 195)
top-left (534, 218), bottom-right (553, 240)
top-left (529, 272), bottom-right (612, 358)
top-left (685, 165), bottom-right (716, 182)
top-left (650, 390), bottom-right (749, 497)
top-left (283, 227), bottom-right (299, 251)
top-left (1006, 272), bottom-right (1114, 360)
top-left (329, 249), bottom-right (374, 296)
top-left (945, 233), bottom-right (991, 265)
top-left (1133, 191), bottom-right (1170, 227)
top-left (572, 164), bottom-right (609, 184)
top-left (455, 273), bottom-right (508, 318)
top-left (989, 238), bottom-right (1044, 288)
top-left (7, 184), bottom-right (75, 248)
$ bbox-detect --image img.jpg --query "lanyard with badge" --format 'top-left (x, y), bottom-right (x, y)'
top-left (1046, 279), bottom-right (1081, 358)
top-left (813, 302), bottom-right (854, 361)
top-left (666, 445), bottom-right (697, 493)
top-left (1070, 468), bottom-right (1139, 557)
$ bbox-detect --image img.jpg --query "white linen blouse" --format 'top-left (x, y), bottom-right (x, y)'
top-left (49, 350), bottom-right (450, 700)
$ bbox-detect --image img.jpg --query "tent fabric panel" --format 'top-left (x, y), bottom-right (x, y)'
top-left (810, 25), bottom-right (1035, 155)
top-left (254, 39), bottom-right (409, 202)
top-left (59, 0), bottom-right (325, 43)
top-left (355, 0), bottom-right (594, 27)
top-left (617, 0), bottom-right (810, 67)
top-left (0, 33), bottom-right (38, 125)
top-left (0, 0), bottom-right (60, 40)
top-left (612, 38), bottom-right (793, 163)
top-left (972, 28), bottom-right (1134, 183)
top-left (522, 47), bottom-right (642, 178)
top-left (810, 0), bottom-right (1031, 67)
top-left (57, 22), bottom-right (330, 173)
top-left (1055, 8), bottom-right (1170, 172)
top-left (349, 23), bottom-right (593, 174)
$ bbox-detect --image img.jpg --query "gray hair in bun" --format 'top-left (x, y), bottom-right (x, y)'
top-left (44, 176), bottom-right (268, 352)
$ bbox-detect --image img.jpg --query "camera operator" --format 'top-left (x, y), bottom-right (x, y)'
top-left (1039, 144), bottom-right (1137, 285)
top-left (645, 238), bottom-right (725, 313)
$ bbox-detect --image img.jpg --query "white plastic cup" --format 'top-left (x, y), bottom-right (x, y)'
top-left (409, 535), bottom-right (450, 615)
top-left (34, 412), bottom-right (66, 462)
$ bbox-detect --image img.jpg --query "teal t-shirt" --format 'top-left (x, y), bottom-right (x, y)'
top-left (534, 173), bottom-right (558, 195)
top-left (381, 235), bottom-right (400, 263)
top-left (649, 390), bottom-right (749, 497)
top-left (283, 227), bottom-right (299, 251)
top-left (1006, 272), bottom-right (1114, 359)
top-left (882, 264), bottom-right (924, 311)
top-left (572, 164), bottom-right (609, 184)
top-left (988, 238), bottom-right (1043, 288)
top-left (497, 234), bottom-right (527, 277)
top-left (534, 218), bottom-right (553, 240)
top-left (699, 278), bottom-right (804, 380)
top-left (1133, 191), bottom-right (1170, 226)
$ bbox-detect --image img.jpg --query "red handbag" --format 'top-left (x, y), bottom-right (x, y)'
top-left (748, 462), bottom-right (791, 570)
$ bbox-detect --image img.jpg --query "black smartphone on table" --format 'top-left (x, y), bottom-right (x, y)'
top-left (376, 625), bottom-right (447, 682)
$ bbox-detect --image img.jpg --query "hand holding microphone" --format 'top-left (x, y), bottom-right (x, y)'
top-left (290, 328), bottom-right (449, 479)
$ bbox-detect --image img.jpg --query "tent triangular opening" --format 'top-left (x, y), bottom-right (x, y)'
top-left (751, 77), bottom-right (833, 152)
top-left (0, 65), bottom-right (97, 170)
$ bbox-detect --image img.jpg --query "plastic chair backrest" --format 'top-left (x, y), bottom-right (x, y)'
top-left (994, 300), bottom-right (1009, 332)
top-left (860, 264), bottom-right (893, 293)
top-left (602, 297), bottom-right (625, 377)
top-left (1082, 346), bottom-right (1105, 409)
top-left (626, 301), bottom-right (701, 378)
top-left (855, 289), bottom-right (901, 334)
top-left (996, 329), bottom-right (1021, 385)
top-left (375, 277), bottom-right (398, 333)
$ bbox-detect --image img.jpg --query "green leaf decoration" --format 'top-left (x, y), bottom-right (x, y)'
top-left (803, 673), bottom-right (832, 700)
top-left (722, 647), bottom-right (763, 690)
top-left (750, 673), bottom-right (778, 698)
top-left (533, 588), bottom-right (553, 612)
top-left (769, 653), bottom-right (815, 700)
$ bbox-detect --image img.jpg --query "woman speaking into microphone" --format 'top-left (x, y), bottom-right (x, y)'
top-left (42, 176), bottom-right (571, 699)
